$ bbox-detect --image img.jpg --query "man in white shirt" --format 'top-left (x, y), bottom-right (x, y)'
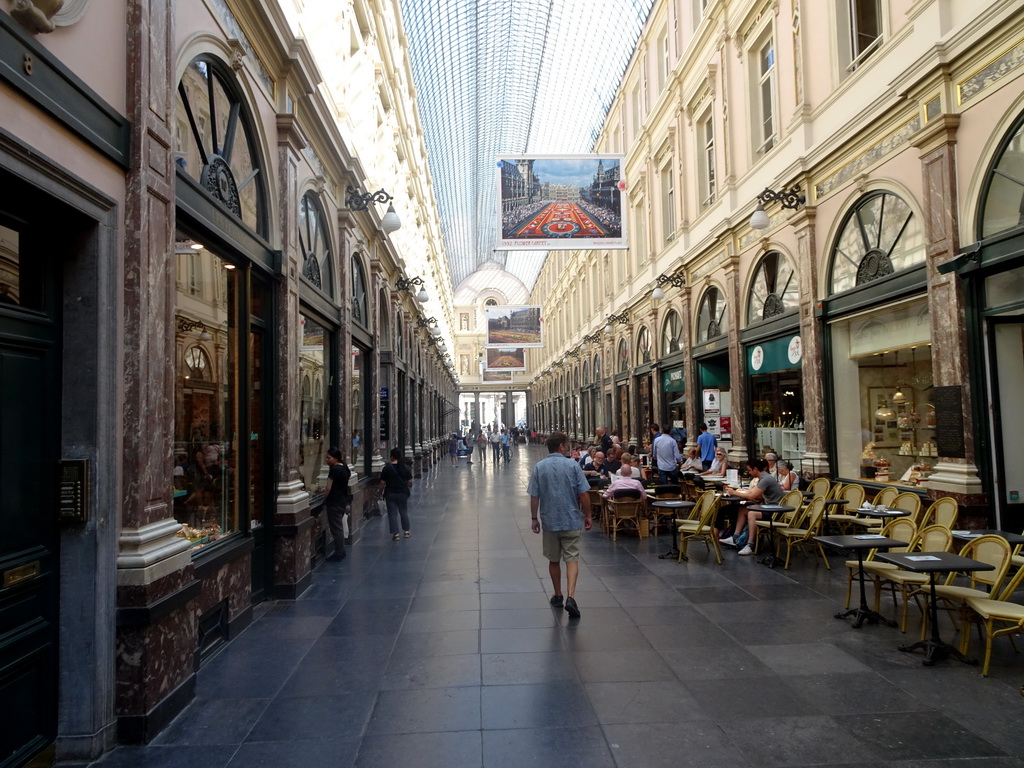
top-left (650, 423), bottom-right (681, 484)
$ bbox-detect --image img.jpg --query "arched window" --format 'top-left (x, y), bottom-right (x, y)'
top-left (395, 312), bottom-right (404, 357)
top-left (829, 191), bottom-right (924, 294)
top-left (175, 56), bottom-right (266, 234)
top-left (184, 345), bottom-right (210, 380)
top-left (582, 360), bottom-right (589, 381)
top-left (978, 112), bottom-right (1024, 239)
top-left (747, 250), bottom-right (798, 325)
top-left (351, 256), bottom-right (368, 327)
top-left (378, 289), bottom-right (391, 350)
top-left (661, 310), bottom-right (682, 356)
top-left (636, 326), bottom-right (652, 365)
top-left (617, 338), bottom-right (630, 372)
top-left (299, 192), bottom-right (332, 294)
top-left (593, 353), bottom-right (602, 380)
top-left (696, 285), bottom-right (727, 342)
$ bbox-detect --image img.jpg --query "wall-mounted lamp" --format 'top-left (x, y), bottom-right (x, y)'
top-left (346, 186), bottom-right (401, 233)
top-left (583, 331), bottom-right (603, 347)
top-left (651, 273), bottom-right (685, 301)
top-left (416, 316), bottom-right (441, 336)
top-left (177, 317), bottom-right (213, 341)
top-left (603, 312), bottom-right (629, 334)
top-left (749, 185), bottom-right (806, 230)
top-left (397, 276), bottom-right (429, 303)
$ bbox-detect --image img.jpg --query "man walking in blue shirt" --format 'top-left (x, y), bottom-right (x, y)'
top-left (527, 432), bottom-right (592, 618)
top-left (697, 422), bottom-right (718, 470)
top-left (500, 428), bottom-right (512, 463)
top-left (650, 422), bottom-right (681, 484)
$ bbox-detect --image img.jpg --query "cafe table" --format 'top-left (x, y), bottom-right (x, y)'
top-left (951, 529), bottom-right (1024, 547)
top-left (814, 534), bottom-right (903, 628)
top-left (747, 504), bottom-right (794, 568)
top-left (652, 500), bottom-right (695, 560)
top-left (874, 551), bottom-right (994, 666)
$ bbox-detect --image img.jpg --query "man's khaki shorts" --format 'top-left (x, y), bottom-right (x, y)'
top-left (542, 529), bottom-right (581, 563)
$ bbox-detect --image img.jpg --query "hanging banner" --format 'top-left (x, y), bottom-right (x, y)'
top-left (496, 154), bottom-right (627, 250)
top-left (485, 347), bottom-right (526, 372)
top-left (485, 305), bottom-right (543, 347)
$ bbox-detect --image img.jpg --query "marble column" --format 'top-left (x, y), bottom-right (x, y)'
top-left (723, 252), bottom-right (748, 464)
top-left (117, 0), bottom-right (197, 743)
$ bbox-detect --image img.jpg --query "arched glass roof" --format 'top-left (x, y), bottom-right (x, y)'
top-left (400, 0), bottom-right (655, 292)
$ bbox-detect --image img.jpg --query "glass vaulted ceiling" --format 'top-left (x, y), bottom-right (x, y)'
top-left (399, 0), bottom-right (655, 292)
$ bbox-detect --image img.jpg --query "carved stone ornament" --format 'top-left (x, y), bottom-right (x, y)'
top-left (201, 155), bottom-right (242, 217)
top-left (10, 0), bottom-right (64, 33)
top-left (856, 249), bottom-right (894, 286)
top-left (303, 255), bottom-right (322, 289)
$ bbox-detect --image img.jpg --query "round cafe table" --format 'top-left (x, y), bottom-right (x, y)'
top-left (652, 500), bottom-right (695, 560)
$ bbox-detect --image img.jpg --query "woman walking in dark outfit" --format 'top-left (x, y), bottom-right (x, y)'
top-left (379, 447), bottom-right (413, 540)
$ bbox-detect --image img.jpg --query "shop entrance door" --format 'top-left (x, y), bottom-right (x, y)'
top-left (991, 321), bottom-right (1024, 531)
top-left (0, 217), bottom-right (62, 767)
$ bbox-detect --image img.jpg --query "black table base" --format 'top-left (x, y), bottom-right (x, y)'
top-left (836, 548), bottom-right (897, 629)
top-left (898, 575), bottom-right (977, 666)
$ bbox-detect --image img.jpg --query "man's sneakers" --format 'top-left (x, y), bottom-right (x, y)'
top-left (719, 536), bottom-right (736, 547)
top-left (564, 596), bottom-right (581, 618)
top-left (549, 594), bottom-right (563, 607)
top-left (738, 544), bottom-right (754, 556)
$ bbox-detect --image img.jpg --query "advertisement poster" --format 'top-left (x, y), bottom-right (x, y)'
top-left (485, 305), bottom-right (543, 347)
top-left (483, 370), bottom-right (513, 382)
top-left (485, 347), bottom-right (526, 371)
top-left (496, 154), bottom-right (627, 250)
top-left (703, 388), bottom-right (721, 414)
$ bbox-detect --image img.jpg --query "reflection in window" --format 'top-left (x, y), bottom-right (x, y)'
top-left (697, 285), bottom-right (728, 342)
top-left (636, 326), bottom-right (652, 364)
top-left (661, 310), bottom-right (682, 356)
top-left (299, 315), bottom-right (330, 497)
top-left (299, 192), bottom-right (332, 294)
top-left (0, 223), bottom-right (21, 306)
top-left (172, 235), bottom-right (239, 549)
top-left (175, 57), bottom-right (266, 234)
top-left (747, 251), bottom-right (798, 325)
top-left (980, 114), bottom-right (1024, 239)
top-left (351, 344), bottom-right (366, 475)
top-left (617, 338), bottom-right (630, 372)
top-left (830, 192), bottom-right (923, 294)
top-left (352, 257), bottom-right (368, 326)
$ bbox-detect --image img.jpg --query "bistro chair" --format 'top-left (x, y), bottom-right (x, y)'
top-left (775, 496), bottom-right (831, 570)
top-left (649, 485), bottom-right (683, 536)
top-left (805, 476), bottom-right (830, 499)
top-left (586, 488), bottom-right (606, 533)
top-left (828, 484), bottom-right (868, 531)
top-left (874, 524), bottom-right (953, 633)
top-left (893, 492), bottom-right (924, 525)
top-left (961, 563), bottom-right (1024, 677)
top-left (921, 496), bottom-right (958, 529)
top-left (677, 490), bottom-right (722, 564)
top-left (652, 484), bottom-right (682, 499)
top-left (753, 489), bottom-right (803, 554)
top-left (846, 518), bottom-right (917, 610)
top-left (871, 486), bottom-right (900, 508)
top-left (605, 488), bottom-right (645, 541)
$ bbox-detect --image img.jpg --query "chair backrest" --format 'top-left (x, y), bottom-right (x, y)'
top-left (880, 518), bottom-right (918, 553)
top-left (798, 496), bottom-right (826, 537)
top-left (778, 489), bottom-right (803, 523)
top-left (840, 483), bottom-right (866, 508)
top-left (694, 490), bottom-right (720, 529)
top-left (950, 534), bottom-right (1012, 593)
top-left (612, 488), bottom-right (643, 500)
top-left (692, 476), bottom-right (707, 490)
top-left (923, 497), bottom-right (958, 529)
top-left (873, 486), bottom-right (899, 508)
top-left (653, 484), bottom-right (682, 498)
top-left (997, 559), bottom-right (1024, 601)
top-left (806, 477), bottom-right (830, 498)
top-left (913, 524), bottom-right (953, 554)
top-left (893, 492), bottom-right (923, 524)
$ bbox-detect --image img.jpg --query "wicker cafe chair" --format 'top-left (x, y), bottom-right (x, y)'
top-left (921, 534), bottom-right (1013, 642)
top-left (586, 488), bottom-right (606, 533)
top-left (921, 496), bottom-right (959, 529)
top-left (874, 524), bottom-right (953, 633)
top-left (828, 484), bottom-right (868, 532)
top-left (872, 486), bottom-right (900, 508)
top-left (775, 496), bottom-right (831, 570)
top-left (962, 563), bottom-right (1024, 677)
top-left (753, 489), bottom-right (803, 554)
top-left (677, 490), bottom-right (722, 564)
top-left (805, 476), bottom-right (830, 499)
top-left (649, 485), bottom-right (682, 536)
top-left (606, 489), bottom-right (645, 541)
top-left (844, 518), bottom-right (917, 610)
top-left (893, 492), bottom-right (924, 525)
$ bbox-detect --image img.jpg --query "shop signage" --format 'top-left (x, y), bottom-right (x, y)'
top-left (378, 387), bottom-right (390, 442)
top-left (848, 303), bottom-right (930, 357)
top-left (747, 335), bottom-right (802, 374)
top-left (662, 367), bottom-right (685, 392)
top-left (933, 386), bottom-right (965, 458)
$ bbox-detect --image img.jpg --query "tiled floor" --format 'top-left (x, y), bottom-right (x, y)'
top-left (90, 447), bottom-right (1024, 767)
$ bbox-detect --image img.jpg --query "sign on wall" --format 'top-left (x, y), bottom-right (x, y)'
top-left (485, 347), bottom-right (526, 371)
top-left (496, 154), bottom-right (627, 250)
top-left (485, 305), bottom-right (543, 348)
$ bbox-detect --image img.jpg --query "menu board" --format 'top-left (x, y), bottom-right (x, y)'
top-left (933, 386), bottom-right (965, 459)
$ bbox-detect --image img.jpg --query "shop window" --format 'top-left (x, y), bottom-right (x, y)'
top-left (829, 191), bottom-right (924, 294)
top-left (696, 285), bottom-right (728, 342)
top-left (172, 236), bottom-right (241, 549)
top-left (747, 250), bottom-right (798, 325)
top-left (836, 0), bottom-right (882, 76)
top-left (636, 326), bottom-right (652, 365)
top-left (351, 257), bottom-right (368, 327)
top-left (352, 343), bottom-right (371, 476)
top-left (661, 310), bottom-right (682, 356)
top-left (829, 302), bottom-right (934, 485)
top-left (175, 56), bottom-right (266, 235)
top-left (617, 339), bottom-right (630, 372)
top-left (298, 314), bottom-right (331, 498)
top-left (979, 112), bottom-right (1024, 239)
top-left (299, 192), bottom-right (333, 295)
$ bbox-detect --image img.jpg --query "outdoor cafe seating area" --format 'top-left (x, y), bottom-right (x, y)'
top-left (587, 471), bottom-right (1024, 677)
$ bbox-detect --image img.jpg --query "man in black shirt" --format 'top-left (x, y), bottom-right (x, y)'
top-left (324, 447), bottom-right (352, 560)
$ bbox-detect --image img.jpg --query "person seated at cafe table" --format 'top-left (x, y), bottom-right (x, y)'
top-left (679, 446), bottom-right (703, 473)
top-left (778, 459), bottom-right (800, 491)
top-left (719, 458), bottom-right (785, 556)
top-left (603, 447), bottom-right (624, 476)
top-left (602, 464), bottom-right (646, 500)
top-left (583, 452), bottom-right (609, 479)
top-left (700, 448), bottom-right (727, 476)
top-left (611, 452), bottom-right (633, 478)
